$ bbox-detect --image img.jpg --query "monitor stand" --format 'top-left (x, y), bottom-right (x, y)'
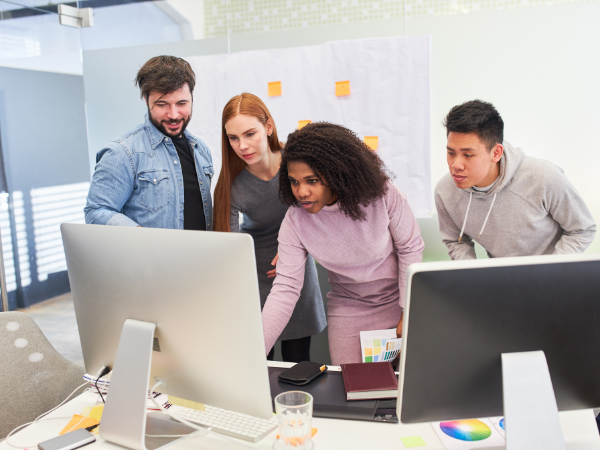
top-left (99, 319), bottom-right (197, 450)
top-left (502, 351), bottom-right (566, 450)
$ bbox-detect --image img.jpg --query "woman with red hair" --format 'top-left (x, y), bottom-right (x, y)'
top-left (213, 93), bottom-right (325, 363)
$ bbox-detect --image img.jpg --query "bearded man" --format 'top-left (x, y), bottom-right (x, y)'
top-left (85, 55), bottom-right (213, 230)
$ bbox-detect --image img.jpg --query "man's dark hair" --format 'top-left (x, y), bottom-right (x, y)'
top-left (444, 100), bottom-right (504, 150)
top-left (279, 122), bottom-right (393, 221)
top-left (134, 56), bottom-right (195, 100)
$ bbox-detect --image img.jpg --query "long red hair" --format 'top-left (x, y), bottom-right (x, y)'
top-left (214, 93), bottom-right (283, 232)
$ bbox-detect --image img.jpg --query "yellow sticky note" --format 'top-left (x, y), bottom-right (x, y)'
top-left (168, 395), bottom-right (206, 412)
top-left (81, 404), bottom-right (104, 422)
top-left (268, 81), bottom-right (282, 97)
top-left (81, 405), bottom-right (103, 435)
top-left (401, 436), bottom-right (426, 447)
top-left (374, 347), bottom-right (381, 355)
top-left (335, 80), bottom-right (350, 96)
top-left (364, 136), bottom-right (379, 151)
top-left (59, 415), bottom-right (99, 435)
top-left (298, 120), bottom-right (312, 129)
top-left (364, 348), bottom-right (373, 356)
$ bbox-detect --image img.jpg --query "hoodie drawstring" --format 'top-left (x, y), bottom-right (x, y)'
top-left (458, 192), bottom-right (497, 242)
top-left (458, 192), bottom-right (472, 243)
top-left (478, 193), bottom-right (497, 238)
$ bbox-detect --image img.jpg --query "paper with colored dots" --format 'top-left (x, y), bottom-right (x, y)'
top-left (184, 35), bottom-right (432, 218)
top-left (268, 81), bottom-right (282, 96)
top-left (360, 329), bottom-right (401, 363)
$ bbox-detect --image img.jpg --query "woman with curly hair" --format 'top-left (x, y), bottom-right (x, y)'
top-left (261, 122), bottom-right (424, 365)
top-left (213, 93), bottom-right (326, 363)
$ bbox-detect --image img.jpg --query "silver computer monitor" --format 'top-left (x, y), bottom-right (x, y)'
top-left (397, 253), bottom-right (600, 424)
top-left (61, 223), bottom-right (272, 421)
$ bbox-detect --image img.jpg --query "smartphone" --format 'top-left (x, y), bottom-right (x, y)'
top-left (38, 429), bottom-right (96, 450)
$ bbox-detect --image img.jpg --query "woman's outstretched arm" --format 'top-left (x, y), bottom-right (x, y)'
top-left (261, 212), bottom-right (308, 353)
top-left (386, 183), bottom-right (425, 335)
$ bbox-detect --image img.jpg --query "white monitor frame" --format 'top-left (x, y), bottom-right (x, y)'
top-left (62, 224), bottom-right (273, 450)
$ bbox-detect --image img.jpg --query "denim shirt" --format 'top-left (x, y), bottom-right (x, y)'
top-left (85, 115), bottom-right (214, 230)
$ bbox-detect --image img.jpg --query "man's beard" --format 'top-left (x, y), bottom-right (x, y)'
top-left (148, 107), bottom-right (192, 138)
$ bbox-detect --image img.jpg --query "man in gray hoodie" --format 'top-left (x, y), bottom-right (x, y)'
top-left (435, 100), bottom-right (596, 259)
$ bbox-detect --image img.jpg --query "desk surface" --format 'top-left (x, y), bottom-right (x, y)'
top-left (3, 362), bottom-right (599, 450)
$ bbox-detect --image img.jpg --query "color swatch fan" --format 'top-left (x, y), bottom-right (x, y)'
top-left (432, 418), bottom-right (505, 449)
top-left (359, 329), bottom-right (401, 363)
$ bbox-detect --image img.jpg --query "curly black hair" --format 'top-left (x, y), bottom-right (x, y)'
top-left (279, 122), bottom-right (393, 221)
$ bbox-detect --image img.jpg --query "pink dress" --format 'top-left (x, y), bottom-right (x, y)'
top-left (261, 182), bottom-right (424, 365)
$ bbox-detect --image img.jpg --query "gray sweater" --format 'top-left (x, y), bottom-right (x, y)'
top-left (435, 142), bottom-right (596, 259)
top-left (230, 169), bottom-right (326, 340)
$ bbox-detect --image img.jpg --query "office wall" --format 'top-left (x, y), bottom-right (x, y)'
top-left (82, 0), bottom-right (600, 261)
top-left (0, 67), bottom-right (90, 308)
top-left (413, 1), bottom-right (600, 257)
top-left (79, 0), bottom-right (599, 360)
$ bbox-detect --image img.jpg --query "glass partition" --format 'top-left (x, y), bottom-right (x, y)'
top-left (0, 1), bottom-right (87, 311)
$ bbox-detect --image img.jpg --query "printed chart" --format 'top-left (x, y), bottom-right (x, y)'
top-left (359, 329), bottom-right (401, 363)
top-left (432, 418), bottom-right (505, 449)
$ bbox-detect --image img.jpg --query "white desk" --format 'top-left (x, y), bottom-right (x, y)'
top-left (3, 362), bottom-right (599, 450)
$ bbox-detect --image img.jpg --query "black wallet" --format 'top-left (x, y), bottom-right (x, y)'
top-left (278, 361), bottom-right (328, 386)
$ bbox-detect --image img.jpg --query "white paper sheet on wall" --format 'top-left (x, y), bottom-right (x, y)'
top-left (186, 35), bottom-right (431, 217)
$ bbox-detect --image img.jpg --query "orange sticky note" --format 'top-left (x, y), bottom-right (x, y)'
top-left (364, 136), bottom-right (378, 151)
top-left (268, 81), bottom-right (282, 96)
top-left (81, 405), bottom-right (104, 435)
top-left (335, 80), bottom-right (350, 96)
top-left (298, 120), bottom-right (312, 129)
top-left (364, 348), bottom-right (373, 356)
top-left (59, 414), bottom-right (99, 435)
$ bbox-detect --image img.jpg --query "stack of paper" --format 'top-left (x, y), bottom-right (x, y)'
top-left (359, 329), bottom-right (402, 363)
top-left (84, 372), bottom-right (110, 394)
top-left (146, 391), bottom-right (171, 411)
top-left (83, 373), bottom-right (171, 410)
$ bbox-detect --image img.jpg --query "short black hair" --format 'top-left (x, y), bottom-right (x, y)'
top-left (444, 100), bottom-right (504, 150)
top-left (279, 122), bottom-right (392, 221)
top-left (135, 55), bottom-right (195, 100)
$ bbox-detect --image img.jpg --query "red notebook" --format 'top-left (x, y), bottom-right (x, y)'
top-left (340, 362), bottom-right (398, 401)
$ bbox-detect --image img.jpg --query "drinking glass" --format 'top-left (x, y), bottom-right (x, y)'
top-left (274, 391), bottom-right (314, 450)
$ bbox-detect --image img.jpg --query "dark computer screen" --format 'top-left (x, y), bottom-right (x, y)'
top-left (400, 258), bottom-right (600, 423)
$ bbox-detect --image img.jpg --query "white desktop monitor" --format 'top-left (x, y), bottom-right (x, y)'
top-left (61, 224), bottom-right (273, 449)
top-left (397, 254), bottom-right (600, 425)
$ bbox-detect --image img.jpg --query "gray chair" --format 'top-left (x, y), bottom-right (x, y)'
top-left (0, 311), bottom-right (86, 439)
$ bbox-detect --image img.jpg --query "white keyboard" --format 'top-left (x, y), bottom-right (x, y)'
top-left (170, 404), bottom-right (278, 443)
